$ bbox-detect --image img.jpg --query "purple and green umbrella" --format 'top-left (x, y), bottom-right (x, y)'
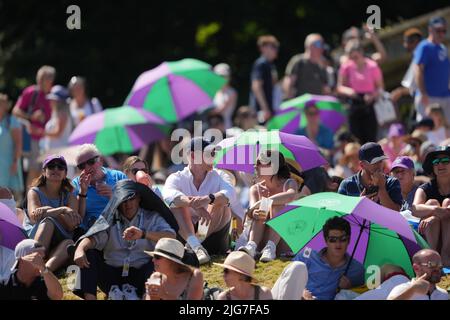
top-left (125, 58), bottom-right (226, 123)
top-left (267, 94), bottom-right (346, 134)
top-left (266, 192), bottom-right (428, 279)
top-left (214, 130), bottom-right (327, 173)
top-left (0, 203), bottom-right (27, 251)
top-left (69, 106), bottom-right (168, 156)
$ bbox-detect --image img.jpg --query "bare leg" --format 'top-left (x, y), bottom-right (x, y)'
top-left (264, 205), bottom-right (284, 247)
top-left (442, 198), bottom-right (450, 208)
top-left (206, 205), bottom-right (231, 236)
top-left (46, 239), bottom-right (74, 272)
top-left (170, 207), bottom-right (196, 241)
top-left (34, 220), bottom-right (55, 256)
top-left (439, 218), bottom-right (450, 267)
top-left (423, 218), bottom-right (441, 252)
top-left (248, 219), bottom-right (266, 248)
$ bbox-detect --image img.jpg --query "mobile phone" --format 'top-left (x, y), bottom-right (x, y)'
top-left (366, 185), bottom-right (379, 194)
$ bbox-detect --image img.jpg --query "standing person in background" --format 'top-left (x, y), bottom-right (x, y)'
top-left (250, 35), bottom-right (279, 124)
top-left (425, 104), bottom-right (450, 146)
top-left (337, 40), bottom-right (384, 144)
top-left (414, 17), bottom-right (450, 122)
top-left (212, 63), bottom-right (237, 130)
top-left (283, 33), bottom-right (331, 99)
top-left (68, 76), bottom-right (103, 126)
top-left (12, 65), bottom-right (55, 189)
top-left (0, 94), bottom-right (23, 201)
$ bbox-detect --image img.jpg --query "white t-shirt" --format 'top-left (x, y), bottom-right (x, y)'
top-left (426, 127), bottom-right (448, 146)
top-left (69, 97), bottom-right (103, 126)
top-left (354, 275), bottom-right (410, 300)
top-left (387, 279), bottom-right (449, 300)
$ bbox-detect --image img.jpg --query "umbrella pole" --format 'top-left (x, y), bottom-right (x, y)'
top-left (343, 218), bottom-right (366, 277)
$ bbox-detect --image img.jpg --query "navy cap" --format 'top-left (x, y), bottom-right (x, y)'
top-left (429, 16), bottom-right (447, 28)
top-left (359, 142), bottom-right (388, 164)
top-left (47, 85), bottom-right (70, 101)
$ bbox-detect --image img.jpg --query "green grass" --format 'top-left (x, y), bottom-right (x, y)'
top-left (60, 256), bottom-right (450, 300)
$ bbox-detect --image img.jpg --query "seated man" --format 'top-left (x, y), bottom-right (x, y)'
top-left (0, 239), bottom-right (63, 300)
top-left (72, 180), bottom-right (178, 300)
top-left (388, 249), bottom-right (448, 300)
top-left (72, 144), bottom-right (128, 233)
top-left (163, 137), bottom-right (240, 264)
top-left (338, 142), bottom-right (402, 211)
top-left (292, 216), bottom-right (365, 300)
top-left (354, 264), bottom-right (410, 300)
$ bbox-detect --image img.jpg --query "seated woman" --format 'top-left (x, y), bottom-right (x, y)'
top-left (122, 156), bottom-right (162, 198)
top-left (412, 145), bottom-right (450, 266)
top-left (144, 238), bottom-right (203, 300)
top-left (215, 251), bottom-right (272, 300)
top-left (72, 180), bottom-right (179, 300)
top-left (239, 150), bottom-right (310, 262)
top-left (24, 155), bottom-right (81, 272)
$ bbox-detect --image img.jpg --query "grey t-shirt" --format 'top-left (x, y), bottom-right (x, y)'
top-left (285, 54), bottom-right (328, 96)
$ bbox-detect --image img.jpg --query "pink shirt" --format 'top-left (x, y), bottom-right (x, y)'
top-left (339, 58), bottom-right (382, 94)
top-left (16, 85), bottom-right (52, 140)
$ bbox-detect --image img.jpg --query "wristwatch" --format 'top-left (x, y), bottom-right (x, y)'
top-left (140, 229), bottom-right (146, 239)
top-left (208, 193), bottom-right (216, 204)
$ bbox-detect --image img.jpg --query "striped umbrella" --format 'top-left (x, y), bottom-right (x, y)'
top-left (268, 94), bottom-right (346, 133)
top-left (69, 106), bottom-right (168, 156)
top-left (125, 58), bottom-right (226, 123)
top-left (266, 192), bottom-right (429, 279)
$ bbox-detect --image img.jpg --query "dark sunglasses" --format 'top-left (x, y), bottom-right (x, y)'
top-left (435, 28), bottom-right (447, 34)
top-left (432, 157), bottom-right (450, 166)
top-left (306, 111), bottom-right (320, 117)
top-left (327, 235), bottom-right (350, 243)
top-left (153, 255), bottom-right (161, 260)
top-left (46, 162), bottom-right (67, 171)
top-left (419, 261), bottom-right (443, 269)
top-left (131, 168), bottom-right (148, 175)
top-left (77, 156), bottom-right (99, 170)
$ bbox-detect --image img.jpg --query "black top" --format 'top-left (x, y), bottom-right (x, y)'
top-left (419, 179), bottom-right (450, 205)
top-left (249, 56), bottom-right (277, 113)
top-left (0, 269), bottom-right (49, 300)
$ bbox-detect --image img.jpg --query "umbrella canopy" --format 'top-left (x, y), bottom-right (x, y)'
top-left (69, 106), bottom-right (168, 156)
top-left (214, 130), bottom-right (327, 173)
top-left (0, 203), bottom-right (27, 251)
top-left (268, 94), bottom-right (346, 133)
top-left (125, 58), bottom-right (226, 123)
top-left (266, 192), bottom-right (428, 278)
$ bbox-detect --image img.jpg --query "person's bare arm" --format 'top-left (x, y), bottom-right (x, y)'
top-left (282, 75), bottom-right (296, 99)
top-left (10, 125), bottom-right (22, 174)
top-left (186, 269), bottom-right (205, 300)
top-left (336, 71), bottom-right (357, 98)
top-left (252, 79), bottom-right (272, 119)
top-left (73, 237), bottom-right (96, 269)
top-left (415, 64), bottom-right (429, 106)
top-left (45, 113), bottom-right (68, 138)
top-left (12, 104), bottom-right (30, 121)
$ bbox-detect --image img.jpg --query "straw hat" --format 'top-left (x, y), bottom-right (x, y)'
top-left (144, 238), bottom-right (188, 267)
top-left (213, 251), bottom-right (255, 278)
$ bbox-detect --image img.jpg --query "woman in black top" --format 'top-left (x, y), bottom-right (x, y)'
top-left (412, 146), bottom-right (450, 266)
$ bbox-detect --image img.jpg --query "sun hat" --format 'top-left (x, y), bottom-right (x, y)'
top-left (46, 85), bottom-right (70, 101)
top-left (213, 251), bottom-right (255, 278)
top-left (422, 145), bottom-right (450, 175)
top-left (144, 238), bottom-right (188, 267)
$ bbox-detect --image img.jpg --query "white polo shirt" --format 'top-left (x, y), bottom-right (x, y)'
top-left (163, 166), bottom-right (244, 220)
top-left (387, 280), bottom-right (449, 300)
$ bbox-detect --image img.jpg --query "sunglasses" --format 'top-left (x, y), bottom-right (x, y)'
top-left (432, 157), bottom-right (450, 166)
top-left (434, 28), bottom-right (447, 34)
top-left (46, 162), bottom-right (67, 171)
top-left (153, 255), bottom-right (161, 260)
top-left (77, 156), bottom-right (99, 170)
top-left (419, 261), bottom-right (443, 269)
top-left (327, 235), bottom-right (350, 243)
top-left (131, 168), bottom-right (148, 175)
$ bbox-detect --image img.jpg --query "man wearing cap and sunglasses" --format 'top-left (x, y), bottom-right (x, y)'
top-left (414, 16), bottom-right (450, 123)
top-left (338, 142), bottom-right (403, 211)
top-left (72, 144), bottom-right (127, 233)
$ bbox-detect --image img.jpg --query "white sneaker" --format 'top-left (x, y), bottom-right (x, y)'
top-left (238, 241), bottom-right (257, 258)
top-left (108, 285), bottom-right (124, 300)
top-left (194, 245), bottom-right (211, 265)
top-left (122, 283), bottom-right (140, 300)
top-left (259, 241), bottom-right (276, 263)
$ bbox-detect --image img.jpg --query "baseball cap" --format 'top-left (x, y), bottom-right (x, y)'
top-left (359, 142), bottom-right (388, 164)
top-left (11, 239), bottom-right (44, 271)
top-left (47, 85), bottom-right (70, 101)
top-left (388, 123), bottom-right (406, 138)
top-left (390, 156), bottom-right (415, 172)
top-left (42, 155), bottom-right (67, 169)
top-left (429, 16), bottom-right (447, 28)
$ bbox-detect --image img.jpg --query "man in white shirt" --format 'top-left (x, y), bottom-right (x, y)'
top-left (163, 137), bottom-right (237, 264)
top-left (388, 249), bottom-right (448, 300)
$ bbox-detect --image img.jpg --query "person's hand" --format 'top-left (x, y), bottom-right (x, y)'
top-left (252, 209), bottom-right (269, 221)
top-left (145, 273), bottom-right (165, 300)
top-left (432, 207), bottom-right (450, 220)
top-left (74, 247), bottom-right (90, 269)
top-left (22, 252), bottom-right (46, 272)
top-left (360, 188), bottom-right (378, 201)
top-left (263, 110), bottom-right (272, 122)
top-left (123, 226), bottom-right (143, 241)
top-left (30, 109), bottom-right (45, 123)
top-left (31, 207), bottom-right (49, 221)
top-left (79, 171), bottom-right (92, 195)
top-left (339, 275), bottom-right (352, 289)
top-left (420, 94), bottom-right (430, 108)
top-left (411, 273), bottom-right (431, 295)
top-left (196, 207), bottom-right (212, 226)
top-left (190, 196), bottom-right (210, 209)
top-left (302, 289), bottom-right (317, 300)
top-left (10, 161), bottom-right (18, 175)
top-left (96, 183), bottom-right (112, 198)
top-left (371, 171), bottom-right (386, 188)
top-left (419, 216), bottom-right (439, 234)
top-left (364, 94), bottom-right (375, 104)
top-left (62, 207), bottom-right (82, 226)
